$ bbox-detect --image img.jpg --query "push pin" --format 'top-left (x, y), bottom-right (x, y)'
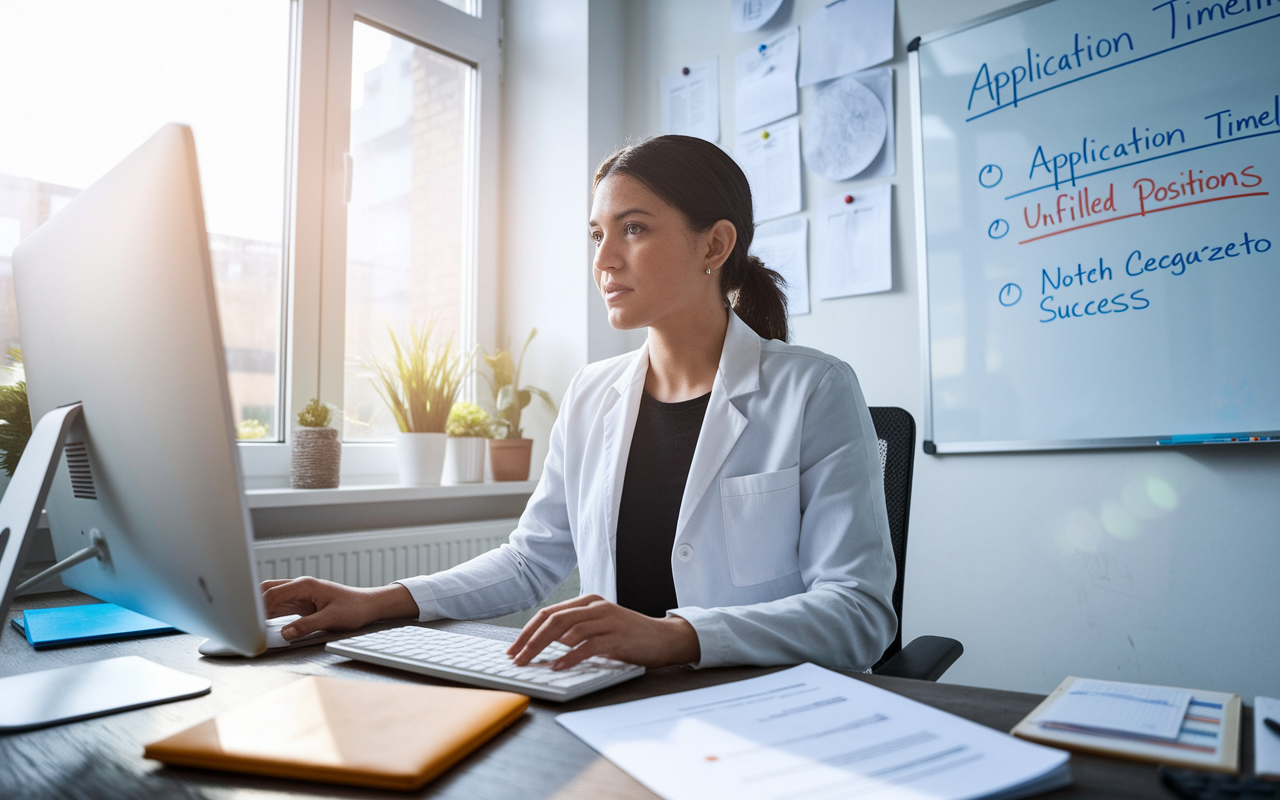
top-left (844, 195), bottom-right (855, 204)
top-left (682, 66), bottom-right (690, 76)
top-left (761, 130), bottom-right (770, 140)
top-left (758, 43), bottom-right (768, 53)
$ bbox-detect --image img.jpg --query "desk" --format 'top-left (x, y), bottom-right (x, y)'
top-left (1, 592), bottom-right (1256, 799)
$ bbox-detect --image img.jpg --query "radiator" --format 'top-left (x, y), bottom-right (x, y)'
top-left (253, 519), bottom-right (521, 587)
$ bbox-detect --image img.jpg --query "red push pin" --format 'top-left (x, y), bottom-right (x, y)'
top-left (843, 195), bottom-right (855, 204)
top-left (682, 66), bottom-right (690, 76)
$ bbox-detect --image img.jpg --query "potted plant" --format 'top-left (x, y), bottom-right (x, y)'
top-left (290, 398), bottom-right (341, 489)
top-left (442, 401), bottom-right (492, 484)
top-left (483, 329), bottom-right (557, 482)
top-left (369, 321), bottom-right (467, 486)
top-left (0, 348), bottom-right (31, 479)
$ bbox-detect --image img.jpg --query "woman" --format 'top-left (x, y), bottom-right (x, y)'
top-left (263, 135), bottom-right (897, 672)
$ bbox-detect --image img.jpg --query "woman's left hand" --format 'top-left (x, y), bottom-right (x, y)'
top-left (505, 594), bottom-right (701, 670)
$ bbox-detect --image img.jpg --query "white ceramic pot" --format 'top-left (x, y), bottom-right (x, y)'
top-left (395, 432), bottom-right (448, 486)
top-left (442, 437), bottom-right (486, 484)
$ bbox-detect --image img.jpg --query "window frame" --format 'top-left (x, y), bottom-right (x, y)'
top-left (239, 0), bottom-right (501, 488)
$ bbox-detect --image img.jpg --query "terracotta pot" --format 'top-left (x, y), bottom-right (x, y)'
top-left (488, 438), bottom-right (533, 481)
top-left (395, 432), bottom-right (448, 486)
top-left (443, 437), bottom-right (486, 484)
top-left (290, 427), bottom-right (341, 489)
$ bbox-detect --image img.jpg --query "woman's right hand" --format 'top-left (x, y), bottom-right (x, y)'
top-left (260, 577), bottom-right (419, 640)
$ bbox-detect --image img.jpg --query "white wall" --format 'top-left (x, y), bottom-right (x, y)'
top-left (576, 0), bottom-right (1280, 701)
top-left (498, 0), bottom-right (593, 476)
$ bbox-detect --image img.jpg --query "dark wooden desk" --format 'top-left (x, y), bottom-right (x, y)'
top-left (1, 592), bottom-right (1255, 799)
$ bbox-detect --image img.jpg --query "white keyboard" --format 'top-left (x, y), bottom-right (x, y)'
top-left (326, 625), bottom-right (645, 702)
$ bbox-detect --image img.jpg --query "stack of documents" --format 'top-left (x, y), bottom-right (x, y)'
top-left (1012, 677), bottom-right (1242, 773)
top-left (559, 663), bottom-right (1071, 800)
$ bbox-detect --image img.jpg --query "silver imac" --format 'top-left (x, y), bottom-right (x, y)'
top-left (0, 124), bottom-right (269, 727)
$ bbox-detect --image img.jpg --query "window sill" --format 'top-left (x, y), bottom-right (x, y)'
top-left (244, 480), bottom-right (539, 509)
top-left (246, 481), bottom-right (538, 539)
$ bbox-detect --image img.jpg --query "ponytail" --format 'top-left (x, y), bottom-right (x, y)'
top-left (594, 136), bottom-right (791, 342)
top-left (722, 256), bottom-right (789, 343)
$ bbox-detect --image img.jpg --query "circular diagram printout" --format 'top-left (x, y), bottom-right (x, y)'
top-left (802, 75), bottom-right (887, 181)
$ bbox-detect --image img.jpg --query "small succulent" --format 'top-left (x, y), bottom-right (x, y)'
top-left (297, 397), bottom-right (336, 428)
top-left (446, 402), bottom-right (494, 438)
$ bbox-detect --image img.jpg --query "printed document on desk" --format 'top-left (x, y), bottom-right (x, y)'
top-left (1252, 696), bottom-right (1279, 779)
top-left (1012, 676), bottom-right (1241, 773)
top-left (557, 663), bottom-right (1071, 800)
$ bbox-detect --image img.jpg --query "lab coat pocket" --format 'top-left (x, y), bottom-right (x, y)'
top-left (720, 466), bottom-right (801, 587)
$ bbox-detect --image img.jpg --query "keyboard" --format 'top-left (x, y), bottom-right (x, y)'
top-left (325, 625), bottom-right (645, 702)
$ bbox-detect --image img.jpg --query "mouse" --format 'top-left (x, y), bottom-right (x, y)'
top-left (197, 615), bottom-right (334, 657)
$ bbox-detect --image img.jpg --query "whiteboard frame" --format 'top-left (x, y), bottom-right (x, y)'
top-left (907, 0), bottom-right (1280, 455)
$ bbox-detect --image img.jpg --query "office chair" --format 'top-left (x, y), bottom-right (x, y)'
top-left (866, 406), bottom-right (964, 682)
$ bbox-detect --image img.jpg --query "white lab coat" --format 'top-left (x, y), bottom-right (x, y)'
top-left (397, 310), bottom-right (898, 670)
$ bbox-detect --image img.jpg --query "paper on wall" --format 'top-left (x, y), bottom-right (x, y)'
top-left (798, 0), bottom-right (894, 87)
top-left (803, 73), bottom-right (887, 181)
top-left (817, 183), bottom-right (892, 300)
top-left (731, 0), bottom-right (785, 32)
top-left (735, 27), bottom-right (798, 134)
top-left (850, 67), bottom-right (895, 179)
top-left (750, 216), bottom-right (809, 316)
top-left (660, 57), bottom-right (720, 143)
top-left (735, 115), bottom-right (801, 224)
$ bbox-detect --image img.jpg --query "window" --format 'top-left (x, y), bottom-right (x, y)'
top-left (0, 0), bottom-right (501, 486)
top-left (0, 0), bottom-right (291, 440)
top-left (343, 21), bottom-right (475, 441)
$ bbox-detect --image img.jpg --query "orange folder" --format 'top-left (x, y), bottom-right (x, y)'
top-left (144, 675), bottom-right (529, 791)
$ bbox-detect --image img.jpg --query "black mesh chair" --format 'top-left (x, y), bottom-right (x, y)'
top-left (866, 406), bottom-right (963, 682)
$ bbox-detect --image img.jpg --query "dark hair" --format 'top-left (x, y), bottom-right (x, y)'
top-left (593, 135), bottom-right (789, 342)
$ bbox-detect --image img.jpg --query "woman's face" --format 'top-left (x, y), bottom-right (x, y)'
top-left (589, 173), bottom-right (733, 332)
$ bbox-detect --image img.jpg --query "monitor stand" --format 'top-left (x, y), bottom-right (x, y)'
top-left (0, 403), bottom-right (211, 732)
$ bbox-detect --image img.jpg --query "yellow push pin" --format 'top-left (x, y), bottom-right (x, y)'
top-left (761, 130), bottom-right (770, 140)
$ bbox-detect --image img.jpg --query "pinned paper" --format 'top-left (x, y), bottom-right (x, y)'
top-left (847, 68), bottom-right (895, 179)
top-left (660, 57), bottom-right (720, 143)
top-left (803, 73), bottom-right (887, 181)
top-left (798, 0), bottom-right (894, 87)
top-left (735, 28), bottom-right (799, 134)
top-left (751, 216), bottom-right (810, 315)
top-left (817, 184), bottom-right (891, 300)
top-left (731, 0), bottom-right (785, 32)
top-left (735, 116), bottom-right (801, 224)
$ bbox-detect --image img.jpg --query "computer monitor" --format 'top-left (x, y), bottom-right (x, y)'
top-left (4, 123), bottom-right (267, 657)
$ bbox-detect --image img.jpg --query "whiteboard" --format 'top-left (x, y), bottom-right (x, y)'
top-left (909, 0), bottom-right (1280, 453)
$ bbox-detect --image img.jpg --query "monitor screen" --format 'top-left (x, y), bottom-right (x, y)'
top-left (10, 124), bottom-right (266, 655)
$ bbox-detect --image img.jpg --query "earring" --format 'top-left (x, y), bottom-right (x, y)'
top-left (705, 268), bottom-right (711, 275)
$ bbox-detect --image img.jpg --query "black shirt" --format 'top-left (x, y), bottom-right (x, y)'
top-left (614, 390), bottom-right (711, 618)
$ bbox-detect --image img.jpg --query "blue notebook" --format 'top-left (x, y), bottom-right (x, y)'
top-left (11, 603), bottom-right (177, 648)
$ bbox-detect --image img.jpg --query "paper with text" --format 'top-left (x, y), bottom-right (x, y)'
top-left (798, 0), bottom-right (894, 87)
top-left (558, 664), bottom-right (1070, 800)
top-left (818, 184), bottom-right (892, 300)
top-left (731, 0), bottom-right (785, 32)
top-left (735, 28), bottom-right (799, 134)
top-left (660, 58), bottom-right (720, 143)
top-left (1036, 678), bottom-right (1192, 741)
top-left (752, 216), bottom-right (809, 315)
top-left (736, 116), bottom-right (802, 224)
